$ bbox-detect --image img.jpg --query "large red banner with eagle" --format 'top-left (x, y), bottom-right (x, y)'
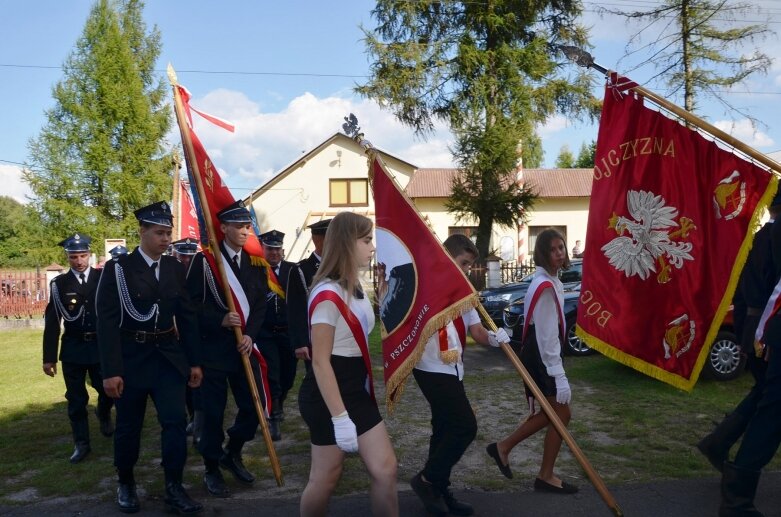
top-left (576, 73), bottom-right (777, 390)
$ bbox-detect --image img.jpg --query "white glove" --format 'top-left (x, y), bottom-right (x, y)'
top-left (554, 373), bottom-right (571, 405)
top-left (331, 411), bottom-right (359, 452)
top-left (487, 328), bottom-right (510, 347)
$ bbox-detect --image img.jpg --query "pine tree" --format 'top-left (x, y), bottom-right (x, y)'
top-left (555, 145), bottom-right (576, 168)
top-left (358, 0), bottom-right (599, 261)
top-left (24, 0), bottom-right (171, 254)
top-left (574, 140), bottom-right (596, 168)
top-left (602, 0), bottom-right (773, 118)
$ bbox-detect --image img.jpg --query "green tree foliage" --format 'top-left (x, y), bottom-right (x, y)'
top-left (555, 145), bottom-right (575, 168)
top-left (574, 140), bottom-right (596, 168)
top-left (0, 197), bottom-right (54, 267)
top-left (24, 0), bottom-right (171, 257)
top-left (358, 0), bottom-right (599, 260)
top-left (603, 0), bottom-right (773, 117)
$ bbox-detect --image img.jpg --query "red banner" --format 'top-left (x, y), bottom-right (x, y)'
top-left (179, 179), bottom-right (201, 242)
top-left (577, 74), bottom-right (777, 390)
top-left (372, 155), bottom-right (477, 409)
top-left (176, 85), bottom-right (283, 298)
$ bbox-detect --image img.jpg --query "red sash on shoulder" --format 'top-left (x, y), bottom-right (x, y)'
top-left (522, 280), bottom-right (566, 345)
top-left (308, 289), bottom-right (375, 402)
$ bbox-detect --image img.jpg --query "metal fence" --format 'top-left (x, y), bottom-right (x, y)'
top-left (0, 269), bottom-right (49, 319)
top-left (469, 258), bottom-right (535, 291)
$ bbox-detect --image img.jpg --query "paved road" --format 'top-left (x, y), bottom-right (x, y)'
top-left (3, 471), bottom-right (780, 516)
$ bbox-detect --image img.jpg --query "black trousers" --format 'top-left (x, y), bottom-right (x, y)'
top-left (413, 368), bottom-right (477, 490)
top-left (113, 356), bottom-right (187, 472)
top-left (258, 330), bottom-right (297, 402)
top-left (198, 358), bottom-right (265, 463)
top-left (734, 316), bottom-right (781, 471)
top-left (61, 361), bottom-right (112, 422)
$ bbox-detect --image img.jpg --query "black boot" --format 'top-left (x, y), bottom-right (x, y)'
top-left (203, 467), bottom-right (230, 498)
top-left (697, 412), bottom-right (749, 472)
top-left (277, 394), bottom-right (286, 422)
top-left (269, 417), bottom-right (282, 441)
top-left (69, 419), bottom-right (90, 463)
top-left (441, 487), bottom-right (474, 516)
top-left (719, 462), bottom-right (764, 517)
top-left (219, 446), bottom-right (255, 485)
top-left (117, 469), bottom-right (139, 513)
top-left (410, 472), bottom-right (448, 516)
top-left (164, 470), bottom-right (203, 514)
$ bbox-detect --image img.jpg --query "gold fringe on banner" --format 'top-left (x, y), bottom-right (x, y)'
top-left (384, 294), bottom-right (478, 412)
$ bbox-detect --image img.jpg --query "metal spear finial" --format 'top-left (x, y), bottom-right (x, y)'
top-left (342, 113), bottom-right (373, 151)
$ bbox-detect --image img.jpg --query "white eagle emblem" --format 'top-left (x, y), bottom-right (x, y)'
top-left (601, 190), bottom-right (696, 283)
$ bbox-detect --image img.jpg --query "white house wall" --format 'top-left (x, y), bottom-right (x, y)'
top-left (519, 197), bottom-right (590, 259)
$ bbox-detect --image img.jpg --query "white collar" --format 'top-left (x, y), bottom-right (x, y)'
top-left (137, 247), bottom-right (158, 267)
top-left (71, 268), bottom-right (90, 281)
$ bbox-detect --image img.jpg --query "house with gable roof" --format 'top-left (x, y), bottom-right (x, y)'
top-left (246, 132), bottom-right (594, 265)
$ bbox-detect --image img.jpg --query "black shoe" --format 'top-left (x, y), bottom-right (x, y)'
top-left (269, 419), bottom-right (282, 441)
top-left (486, 443), bottom-right (513, 479)
top-left (441, 488), bottom-right (474, 516)
top-left (410, 472), bottom-right (448, 515)
top-left (534, 478), bottom-right (579, 494)
top-left (69, 442), bottom-right (91, 464)
top-left (203, 469), bottom-right (230, 498)
top-left (97, 412), bottom-right (114, 438)
top-left (164, 481), bottom-right (203, 514)
top-left (117, 482), bottom-right (140, 513)
top-left (219, 450), bottom-right (255, 485)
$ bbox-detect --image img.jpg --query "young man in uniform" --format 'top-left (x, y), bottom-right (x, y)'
top-left (97, 201), bottom-right (203, 514)
top-left (43, 233), bottom-right (113, 463)
top-left (185, 200), bottom-right (268, 498)
top-left (258, 230), bottom-right (295, 441)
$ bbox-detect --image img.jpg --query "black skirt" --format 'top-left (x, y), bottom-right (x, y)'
top-left (520, 324), bottom-right (557, 400)
top-left (298, 355), bottom-right (382, 446)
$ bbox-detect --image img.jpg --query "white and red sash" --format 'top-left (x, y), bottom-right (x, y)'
top-left (755, 275), bottom-right (781, 350)
top-left (202, 249), bottom-right (271, 415)
top-left (438, 316), bottom-right (467, 364)
top-left (522, 273), bottom-right (566, 345)
top-left (308, 281), bottom-right (375, 401)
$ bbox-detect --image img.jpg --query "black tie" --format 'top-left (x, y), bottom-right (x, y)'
top-left (233, 254), bottom-right (239, 269)
top-left (150, 261), bottom-right (158, 281)
top-left (79, 273), bottom-right (86, 285)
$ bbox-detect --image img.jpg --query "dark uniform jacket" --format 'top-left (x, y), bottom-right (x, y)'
top-left (286, 252), bottom-right (321, 351)
top-left (263, 260), bottom-right (294, 332)
top-left (186, 242), bottom-right (268, 372)
top-left (43, 268), bottom-right (101, 365)
top-left (96, 248), bottom-right (201, 384)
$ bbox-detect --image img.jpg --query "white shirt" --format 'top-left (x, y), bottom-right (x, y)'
top-left (70, 267), bottom-right (92, 284)
top-left (525, 267), bottom-right (565, 376)
top-left (415, 308), bottom-right (480, 380)
top-left (137, 247), bottom-right (160, 280)
top-left (309, 280), bottom-right (375, 357)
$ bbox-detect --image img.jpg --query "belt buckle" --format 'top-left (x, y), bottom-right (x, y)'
top-left (135, 331), bottom-right (147, 344)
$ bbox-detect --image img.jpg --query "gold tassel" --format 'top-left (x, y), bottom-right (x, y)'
top-left (439, 349), bottom-right (460, 364)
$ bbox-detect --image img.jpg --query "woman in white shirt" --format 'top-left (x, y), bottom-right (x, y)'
top-left (298, 212), bottom-right (398, 517)
top-left (486, 228), bottom-right (578, 494)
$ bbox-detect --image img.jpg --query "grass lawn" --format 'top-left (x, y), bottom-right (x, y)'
top-left (1, 328), bottom-right (778, 506)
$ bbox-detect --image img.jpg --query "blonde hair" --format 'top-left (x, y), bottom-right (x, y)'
top-left (311, 212), bottom-right (374, 300)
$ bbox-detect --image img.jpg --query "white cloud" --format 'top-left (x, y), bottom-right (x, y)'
top-left (713, 119), bottom-right (774, 148)
top-left (0, 164), bottom-right (32, 203)
top-left (537, 115), bottom-right (570, 138)
top-left (182, 90), bottom-right (456, 193)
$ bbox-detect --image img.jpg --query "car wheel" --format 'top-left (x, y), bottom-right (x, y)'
top-left (704, 330), bottom-right (745, 381)
top-left (564, 319), bottom-right (596, 356)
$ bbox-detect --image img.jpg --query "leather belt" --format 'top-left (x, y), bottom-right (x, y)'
top-left (120, 327), bottom-right (176, 343)
top-left (65, 331), bottom-right (96, 341)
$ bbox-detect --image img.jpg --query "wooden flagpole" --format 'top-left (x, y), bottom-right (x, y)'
top-left (559, 45), bottom-right (781, 174)
top-left (345, 116), bottom-right (622, 516)
top-left (167, 64), bottom-right (284, 487)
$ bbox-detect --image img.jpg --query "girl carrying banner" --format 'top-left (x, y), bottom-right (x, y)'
top-left (486, 228), bottom-right (578, 494)
top-left (298, 212), bottom-right (398, 517)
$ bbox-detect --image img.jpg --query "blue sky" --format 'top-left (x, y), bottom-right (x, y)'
top-left (2, 0), bottom-right (781, 202)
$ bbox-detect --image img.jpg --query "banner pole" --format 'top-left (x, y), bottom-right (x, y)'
top-left (168, 64), bottom-right (284, 487)
top-left (558, 46), bottom-right (781, 175)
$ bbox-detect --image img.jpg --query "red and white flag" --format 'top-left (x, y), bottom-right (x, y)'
top-left (371, 155), bottom-right (478, 409)
top-left (577, 73), bottom-right (777, 390)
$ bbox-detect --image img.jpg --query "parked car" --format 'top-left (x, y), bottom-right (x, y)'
top-left (479, 260), bottom-right (583, 328)
top-left (502, 288), bottom-right (744, 381)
